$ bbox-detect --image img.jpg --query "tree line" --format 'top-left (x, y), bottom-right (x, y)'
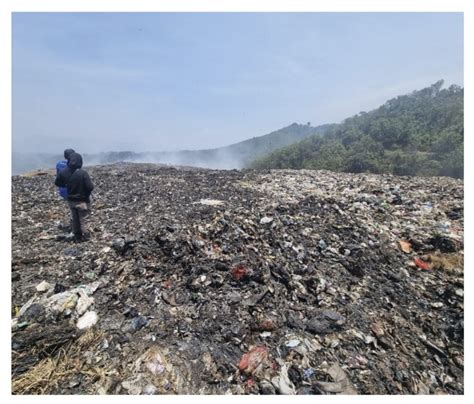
top-left (250, 81), bottom-right (463, 179)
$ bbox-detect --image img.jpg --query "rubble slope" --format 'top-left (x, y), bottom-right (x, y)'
top-left (11, 163), bottom-right (464, 394)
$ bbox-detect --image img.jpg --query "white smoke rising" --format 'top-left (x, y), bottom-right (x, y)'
top-left (12, 149), bottom-right (248, 175)
top-left (12, 123), bottom-right (327, 175)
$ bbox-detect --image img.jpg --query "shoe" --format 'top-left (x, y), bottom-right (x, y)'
top-left (74, 233), bottom-right (91, 243)
top-left (57, 222), bottom-right (72, 232)
top-left (55, 233), bottom-right (76, 242)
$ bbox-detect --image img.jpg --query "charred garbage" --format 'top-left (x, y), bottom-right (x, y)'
top-left (11, 163), bottom-right (463, 394)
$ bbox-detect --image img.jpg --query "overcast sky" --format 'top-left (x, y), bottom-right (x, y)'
top-left (12, 12), bottom-right (463, 154)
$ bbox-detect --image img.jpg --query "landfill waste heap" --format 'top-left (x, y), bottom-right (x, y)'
top-left (11, 163), bottom-right (463, 395)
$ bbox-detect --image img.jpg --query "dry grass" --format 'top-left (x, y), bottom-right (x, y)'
top-left (428, 252), bottom-right (463, 274)
top-left (12, 330), bottom-right (109, 395)
top-left (21, 169), bottom-right (55, 177)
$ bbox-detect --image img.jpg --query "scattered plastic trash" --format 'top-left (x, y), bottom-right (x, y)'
top-left (238, 346), bottom-right (270, 375)
top-left (399, 240), bottom-right (412, 253)
top-left (76, 290), bottom-right (94, 316)
top-left (272, 364), bottom-right (296, 395)
top-left (285, 339), bottom-right (301, 348)
top-left (77, 311), bottom-right (98, 329)
top-left (315, 363), bottom-right (357, 395)
top-left (231, 265), bottom-right (248, 281)
top-left (11, 163), bottom-right (463, 394)
top-left (414, 257), bottom-right (431, 270)
top-left (35, 281), bottom-right (52, 293)
top-left (199, 199), bottom-right (225, 206)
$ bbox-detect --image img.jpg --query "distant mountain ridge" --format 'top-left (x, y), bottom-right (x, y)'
top-left (12, 122), bottom-right (334, 174)
top-left (83, 122), bottom-right (334, 170)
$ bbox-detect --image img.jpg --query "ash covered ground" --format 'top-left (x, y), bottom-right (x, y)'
top-left (11, 163), bottom-right (464, 394)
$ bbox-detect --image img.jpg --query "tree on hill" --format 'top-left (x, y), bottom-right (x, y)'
top-left (250, 81), bottom-right (464, 179)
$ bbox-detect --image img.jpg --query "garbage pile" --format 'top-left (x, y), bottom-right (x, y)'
top-left (11, 163), bottom-right (464, 394)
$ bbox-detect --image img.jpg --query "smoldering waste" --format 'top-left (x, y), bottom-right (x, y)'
top-left (11, 163), bottom-right (463, 394)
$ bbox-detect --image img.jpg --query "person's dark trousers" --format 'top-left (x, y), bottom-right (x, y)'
top-left (58, 199), bottom-right (72, 232)
top-left (67, 201), bottom-right (91, 240)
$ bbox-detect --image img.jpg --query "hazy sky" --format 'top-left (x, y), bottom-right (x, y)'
top-left (12, 12), bottom-right (463, 154)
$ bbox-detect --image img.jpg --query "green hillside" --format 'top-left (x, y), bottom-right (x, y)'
top-left (90, 123), bottom-right (334, 170)
top-left (203, 122), bottom-right (335, 166)
top-left (250, 81), bottom-right (464, 178)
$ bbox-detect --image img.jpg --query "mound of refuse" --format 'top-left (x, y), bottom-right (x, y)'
top-left (11, 163), bottom-right (464, 394)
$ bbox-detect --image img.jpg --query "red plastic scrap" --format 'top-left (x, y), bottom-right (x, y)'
top-left (238, 346), bottom-right (268, 374)
top-left (232, 265), bottom-right (248, 280)
top-left (414, 257), bottom-right (430, 270)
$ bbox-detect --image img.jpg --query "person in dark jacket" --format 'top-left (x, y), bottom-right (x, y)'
top-left (55, 148), bottom-right (75, 199)
top-left (55, 152), bottom-right (94, 242)
top-left (55, 148), bottom-right (75, 232)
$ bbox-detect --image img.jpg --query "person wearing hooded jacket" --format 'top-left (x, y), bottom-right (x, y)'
top-left (55, 148), bottom-right (75, 232)
top-left (56, 148), bottom-right (75, 199)
top-left (55, 152), bottom-right (94, 241)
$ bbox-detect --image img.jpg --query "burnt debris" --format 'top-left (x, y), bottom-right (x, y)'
top-left (11, 163), bottom-right (463, 394)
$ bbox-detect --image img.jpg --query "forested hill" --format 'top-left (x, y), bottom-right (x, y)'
top-left (250, 81), bottom-right (464, 178)
top-left (12, 123), bottom-right (334, 174)
top-left (90, 122), bottom-right (335, 170)
top-left (208, 122), bottom-right (335, 166)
